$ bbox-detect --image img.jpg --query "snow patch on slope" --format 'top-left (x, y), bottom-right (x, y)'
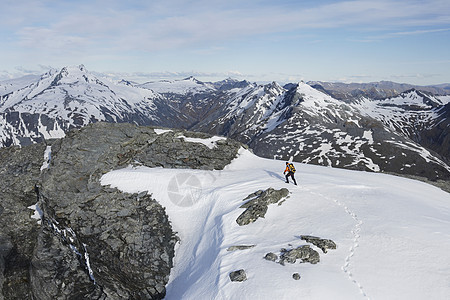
top-left (177, 135), bottom-right (226, 149)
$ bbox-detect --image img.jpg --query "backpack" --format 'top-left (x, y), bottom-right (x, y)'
top-left (288, 163), bottom-right (296, 173)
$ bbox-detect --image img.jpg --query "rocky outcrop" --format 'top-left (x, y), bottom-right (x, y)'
top-left (0, 122), bottom-right (242, 299)
top-left (0, 143), bottom-right (46, 299)
top-left (279, 246), bottom-right (321, 265)
top-left (229, 270), bottom-right (247, 282)
top-left (236, 188), bottom-right (290, 226)
top-left (227, 245), bottom-right (256, 252)
top-left (264, 236), bottom-right (337, 276)
top-left (264, 253), bottom-right (278, 262)
top-left (300, 235), bottom-right (337, 253)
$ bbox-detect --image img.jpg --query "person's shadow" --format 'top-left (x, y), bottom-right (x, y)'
top-left (265, 170), bottom-right (284, 181)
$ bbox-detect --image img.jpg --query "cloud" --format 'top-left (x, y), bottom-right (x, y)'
top-left (390, 28), bottom-right (450, 36)
top-left (5, 0), bottom-right (450, 53)
top-left (2, 0), bottom-right (450, 86)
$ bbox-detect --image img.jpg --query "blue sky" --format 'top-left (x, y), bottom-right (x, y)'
top-left (1, 0), bottom-right (450, 85)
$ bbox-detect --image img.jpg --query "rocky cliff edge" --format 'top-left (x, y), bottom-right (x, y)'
top-left (0, 122), bottom-right (242, 299)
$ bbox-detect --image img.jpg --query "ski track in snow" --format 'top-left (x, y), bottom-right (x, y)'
top-left (306, 188), bottom-right (369, 299)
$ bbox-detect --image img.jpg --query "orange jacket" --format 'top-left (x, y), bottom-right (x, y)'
top-left (285, 163), bottom-right (295, 173)
top-left (284, 165), bottom-right (291, 173)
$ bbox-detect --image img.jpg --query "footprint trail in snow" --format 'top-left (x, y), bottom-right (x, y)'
top-left (307, 188), bottom-right (369, 299)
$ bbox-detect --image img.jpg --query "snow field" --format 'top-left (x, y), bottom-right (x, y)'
top-left (101, 148), bottom-right (450, 300)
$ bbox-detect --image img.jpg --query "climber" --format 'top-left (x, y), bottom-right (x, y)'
top-left (284, 162), bottom-right (297, 185)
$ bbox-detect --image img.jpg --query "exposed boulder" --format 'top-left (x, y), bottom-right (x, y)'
top-left (236, 188), bottom-right (290, 225)
top-left (279, 245), bottom-right (320, 265)
top-left (300, 235), bottom-right (337, 253)
top-left (264, 252), bottom-right (278, 262)
top-left (229, 269), bottom-right (247, 282)
top-left (227, 245), bottom-right (256, 252)
top-left (292, 273), bottom-right (301, 280)
top-left (264, 236), bottom-right (337, 273)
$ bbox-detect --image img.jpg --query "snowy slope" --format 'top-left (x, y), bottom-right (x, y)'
top-left (101, 148), bottom-right (450, 300)
top-left (0, 74), bottom-right (42, 95)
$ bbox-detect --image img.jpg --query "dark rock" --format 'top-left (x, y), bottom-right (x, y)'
top-left (236, 188), bottom-right (290, 225)
top-left (236, 202), bottom-right (268, 225)
top-left (229, 269), bottom-right (247, 282)
top-left (280, 245), bottom-right (320, 265)
top-left (0, 143), bottom-right (45, 299)
top-left (264, 252), bottom-right (278, 262)
top-left (227, 245), bottom-right (256, 251)
top-left (300, 235), bottom-right (337, 253)
top-left (293, 273), bottom-right (301, 280)
top-left (0, 122), bottom-right (243, 299)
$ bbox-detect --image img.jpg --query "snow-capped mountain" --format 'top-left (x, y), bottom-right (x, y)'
top-left (309, 80), bottom-right (450, 100)
top-left (136, 77), bottom-right (255, 127)
top-left (355, 90), bottom-right (450, 159)
top-left (1, 65), bottom-right (449, 181)
top-left (193, 81), bottom-right (450, 180)
top-left (0, 65), bottom-right (174, 146)
top-left (139, 76), bottom-right (216, 94)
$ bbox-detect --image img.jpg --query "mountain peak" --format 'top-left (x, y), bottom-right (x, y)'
top-left (183, 76), bottom-right (199, 82)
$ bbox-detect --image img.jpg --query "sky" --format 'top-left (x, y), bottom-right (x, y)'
top-left (1, 0), bottom-right (450, 85)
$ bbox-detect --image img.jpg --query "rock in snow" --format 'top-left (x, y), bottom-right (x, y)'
top-left (300, 235), bottom-right (337, 253)
top-left (279, 245), bottom-right (321, 265)
top-left (264, 252), bottom-right (278, 262)
top-left (229, 269), bottom-right (247, 282)
top-left (236, 188), bottom-right (290, 225)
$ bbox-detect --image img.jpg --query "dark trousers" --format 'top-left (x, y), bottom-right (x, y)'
top-left (285, 172), bottom-right (297, 185)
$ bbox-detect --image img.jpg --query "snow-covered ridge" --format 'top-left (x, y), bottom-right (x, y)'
top-left (101, 149), bottom-right (450, 299)
top-left (139, 76), bottom-right (216, 94)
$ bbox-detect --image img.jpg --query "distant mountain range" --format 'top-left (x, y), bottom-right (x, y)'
top-left (1, 65), bottom-right (449, 181)
top-left (308, 80), bottom-right (450, 100)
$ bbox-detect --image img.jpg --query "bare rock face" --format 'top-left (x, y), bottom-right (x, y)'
top-left (0, 143), bottom-right (45, 299)
top-left (0, 122), bottom-right (242, 299)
